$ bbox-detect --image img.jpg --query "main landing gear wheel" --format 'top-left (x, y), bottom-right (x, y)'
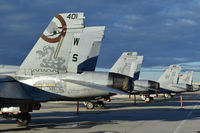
top-left (86, 102), bottom-right (95, 109)
top-left (164, 93), bottom-right (173, 99)
top-left (85, 101), bottom-right (105, 109)
top-left (16, 112), bottom-right (31, 126)
top-left (145, 97), bottom-right (151, 103)
top-left (141, 95), bottom-right (152, 103)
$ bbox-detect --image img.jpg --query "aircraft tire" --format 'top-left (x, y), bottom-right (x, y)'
top-left (16, 112), bottom-right (31, 126)
top-left (145, 97), bottom-right (151, 103)
top-left (86, 102), bottom-right (94, 109)
top-left (164, 93), bottom-right (172, 99)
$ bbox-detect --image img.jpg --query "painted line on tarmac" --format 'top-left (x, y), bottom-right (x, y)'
top-left (173, 102), bottom-right (199, 133)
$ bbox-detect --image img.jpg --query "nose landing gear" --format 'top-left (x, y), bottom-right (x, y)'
top-left (1, 112), bottom-right (31, 126)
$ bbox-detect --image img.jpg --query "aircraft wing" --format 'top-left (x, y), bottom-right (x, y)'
top-left (0, 75), bottom-right (66, 102)
top-left (0, 75), bottom-right (32, 100)
top-left (0, 75), bottom-right (128, 103)
top-left (63, 79), bottom-right (128, 95)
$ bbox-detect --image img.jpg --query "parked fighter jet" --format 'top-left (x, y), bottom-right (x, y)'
top-left (115, 55), bottom-right (160, 103)
top-left (79, 53), bottom-right (160, 108)
top-left (0, 12), bottom-right (129, 126)
top-left (130, 56), bottom-right (159, 102)
top-left (137, 65), bottom-right (195, 101)
top-left (155, 65), bottom-right (193, 98)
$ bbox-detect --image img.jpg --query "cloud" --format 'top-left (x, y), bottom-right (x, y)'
top-left (180, 18), bottom-right (197, 25)
top-left (153, 57), bottom-right (190, 63)
top-left (113, 23), bottom-right (134, 31)
top-left (174, 57), bottom-right (189, 62)
top-left (142, 61), bottom-right (200, 72)
top-left (164, 18), bottom-right (197, 27)
top-left (0, 0), bottom-right (200, 68)
top-left (141, 66), bottom-right (168, 72)
top-left (4, 13), bottom-right (35, 22)
top-left (0, 3), bottom-right (17, 11)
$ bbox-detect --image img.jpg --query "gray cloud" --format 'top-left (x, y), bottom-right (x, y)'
top-left (0, 0), bottom-right (200, 68)
top-left (0, 2), bottom-right (17, 11)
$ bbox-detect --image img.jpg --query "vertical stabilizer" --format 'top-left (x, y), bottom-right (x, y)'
top-left (17, 13), bottom-right (85, 75)
top-left (109, 52), bottom-right (138, 78)
top-left (17, 13), bottom-right (105, 75)
top-left (70, 26), bottom-right (105, 73)
top-left (157, 65), bottom-right (181, 84)
top-left (133, 56), bottom-right (144, 80)
top-left (179, 71), bottom-right (194, 85)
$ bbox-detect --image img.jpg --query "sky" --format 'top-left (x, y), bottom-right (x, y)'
top-left (1, 0), bottom-right (200, 71)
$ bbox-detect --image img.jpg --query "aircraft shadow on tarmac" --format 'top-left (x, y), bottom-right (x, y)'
top-left (1, 107), bottom-right (200, 132)
top-left (0, 93), bottom-right (200, 132)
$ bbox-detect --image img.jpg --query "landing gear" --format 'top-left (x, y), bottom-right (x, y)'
top-left (16, 112), bottom-right (31, 126)
top-left (86, 102), bottom-right (95, 109)
top-left (1, 112), bottom-right (31, 126)
top-left (140, 95), bottom-right (153, 103)
top-left (84, 101), bottom-right (105, 109)
top-left (164, 93), bottom-right (173, 99)
top-left (145, 97), bottom-right (151, 103)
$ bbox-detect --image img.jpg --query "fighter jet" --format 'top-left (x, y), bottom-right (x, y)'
top-left (130, 56), bottom-right (159, 102)
top-left (0, 12), bottom-right (129, 126)
top-left (78, 53), bottom-right (160, 108)
top-left (136, 65), bottom-right (195, 101)
top-left (155, 65), bottom-right (192, 98)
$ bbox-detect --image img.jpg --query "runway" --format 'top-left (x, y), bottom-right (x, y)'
top-left (0, 92), bottom-right (200, 133)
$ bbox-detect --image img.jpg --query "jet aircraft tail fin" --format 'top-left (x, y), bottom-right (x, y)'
top-left (179, 71), bottom-right (194, 85)
top-left (157, 65), bottom-right (181, 84)
top-left (76, 26), bottom-right (105, 73)
top-left (17, 13), bottom-right (105, 75)
top-left (133, 56), bottom-right (144, 80)
top-left (109, 52), bottom-right (138, 78)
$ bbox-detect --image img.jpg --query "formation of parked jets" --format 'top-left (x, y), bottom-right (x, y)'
top-left (0, 12), bottom-right (199, 126)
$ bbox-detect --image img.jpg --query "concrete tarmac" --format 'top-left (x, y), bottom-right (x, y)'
top-left (0, 92), bottom-right (200, 133)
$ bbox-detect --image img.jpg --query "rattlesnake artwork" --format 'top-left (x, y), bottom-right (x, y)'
top-left (36, 45), bottom-right (66, 70)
